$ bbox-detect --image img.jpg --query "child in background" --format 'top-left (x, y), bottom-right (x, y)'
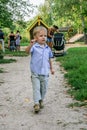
top-left (26, 26), bottom-right (54, 113)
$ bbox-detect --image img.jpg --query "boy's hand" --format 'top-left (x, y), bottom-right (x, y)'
top-left (25, 39), bottom-right (36, 53)
top-left (30, 39), bottom-right (36, 46)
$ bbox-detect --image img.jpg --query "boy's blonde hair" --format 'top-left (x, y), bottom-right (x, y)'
top-left (33, 26), bottom-right (47, 37)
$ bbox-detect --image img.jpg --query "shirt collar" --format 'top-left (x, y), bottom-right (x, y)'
top-left (35, 42), bottom-right (48, 48)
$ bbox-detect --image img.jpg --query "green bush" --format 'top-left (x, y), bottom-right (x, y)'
top-left (21, 37), bottom-right (29, 43)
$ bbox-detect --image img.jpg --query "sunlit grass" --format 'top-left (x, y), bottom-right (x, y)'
top-left (56, 47), bottom-right (87, 101)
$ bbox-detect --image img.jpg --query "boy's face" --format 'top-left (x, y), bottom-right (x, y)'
top-left (34, 30), bottom-right (47, 45)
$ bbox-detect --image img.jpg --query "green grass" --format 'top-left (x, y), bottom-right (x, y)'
top-left (20, 42), bottom-right (29, 46)
top-left (4, 50), bottom-right (28, 57)
top-left (56, 47), bottom-right (87, 101)
top-left (0, 58), bottom-right (16, 64)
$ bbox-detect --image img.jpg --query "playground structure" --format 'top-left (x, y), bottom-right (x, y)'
top-left (27, 16), bottom-right (49, 40)
top-left (27, 17), bottom-right (73, 41)
top-left (59, 26), bottom-right (84, 43)
top-left (27, 16), bottom-right (84, 44)
top-left (68, 33), bottom-right (84, 43)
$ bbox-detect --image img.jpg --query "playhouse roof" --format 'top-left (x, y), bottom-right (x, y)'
top-left (27, 16), bottom-right (49, 40)
top-left (27, 16), bottom-right (49, 32)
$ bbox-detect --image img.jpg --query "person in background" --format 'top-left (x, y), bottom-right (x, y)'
top-left (15, 30), bottom-right (21, 51)
top-left (8, 31), bottom-right (16, 51)
top-left (0, 29), bottom-right (5, 52)
top-left (47, 25), bottom-right (58, 49)
top-left (25, 26), bottom-right (54, 113)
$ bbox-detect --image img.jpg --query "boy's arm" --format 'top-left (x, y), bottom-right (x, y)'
top-left (49, 59), bottom-right (54, 75)
top-left (25, 44), bottom-right (33, 54)
top-left (47, 28), bottom-right (53, 38)
top-left (25, 39), bottom-right (36, 54)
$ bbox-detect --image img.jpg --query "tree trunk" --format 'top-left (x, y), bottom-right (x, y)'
top-left (84, 33), bottom-right (87, 44)
top-left (81, 16), bottom-right (87, 44)
top-left (80, 0), bottom-right (87, 44)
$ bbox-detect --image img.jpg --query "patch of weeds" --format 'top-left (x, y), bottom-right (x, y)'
top-left (57, 120), bottom-right (62, 124)
top-left (0, 58), bottom-right (16, 64)
top-left (62, 123), bottom-right (69, 127)
top-left (0, 81), bottom-right (4, 86)
top-left (0, 68), bottom-right (4, 73)
top-left (0, 81), bottom-right (4, 84)
top-left (67, 88), bottom-right (75, 97)
top-left (5, 50), bottom-right (28, 57)
top-left (67, 102), bottom-right (87, 108)
top-left (80, 128), bottom-right (87, 130)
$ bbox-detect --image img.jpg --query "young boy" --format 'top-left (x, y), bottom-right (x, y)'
top-left (26, 26), bottom-right (54, 113)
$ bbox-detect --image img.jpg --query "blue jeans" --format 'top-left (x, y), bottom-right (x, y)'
top-left (47, 37), bottom-right (53, 42)
top-left (31, 72), bottom-right (49, 104)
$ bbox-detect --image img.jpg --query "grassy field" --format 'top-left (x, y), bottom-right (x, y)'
top-left (56, 47), bottom-right (87, 101)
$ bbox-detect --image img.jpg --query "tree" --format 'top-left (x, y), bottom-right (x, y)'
top-left (53, 0), bottom-right (87, 43)
top-left (39, 0), bottom-right (87, 43)
top-left (8, 0), bottom-right (35, 21)
top-left (38, 0), bottom-right (54, 26)
top-left (0, 0), bottom-right (36, 28)
top-left (0, 0), bottom-right (13, 28)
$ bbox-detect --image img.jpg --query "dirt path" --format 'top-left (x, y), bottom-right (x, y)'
top-left (0, 55), bottom-right (87, 130)
top-left (65, 43), bottom-right (87, 51)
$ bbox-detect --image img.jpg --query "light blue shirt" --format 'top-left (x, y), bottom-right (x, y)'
top-left (30, 43), bottom-right (53, 75)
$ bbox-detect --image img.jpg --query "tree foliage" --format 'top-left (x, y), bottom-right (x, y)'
top-left (8, 0), bottom-right (35, 21)
top-left (0, 0), bottom-right (35, 28)
top-left (0, 0), bottom-right (13, 27)
top-left (38, 0), bottom-right (87, 43)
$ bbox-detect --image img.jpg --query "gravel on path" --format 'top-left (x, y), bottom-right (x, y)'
top-left (0, 56), bottom-right (87, 130)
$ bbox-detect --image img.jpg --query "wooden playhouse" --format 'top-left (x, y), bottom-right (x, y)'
top-left (27, 16), bottom-right (49, 40)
